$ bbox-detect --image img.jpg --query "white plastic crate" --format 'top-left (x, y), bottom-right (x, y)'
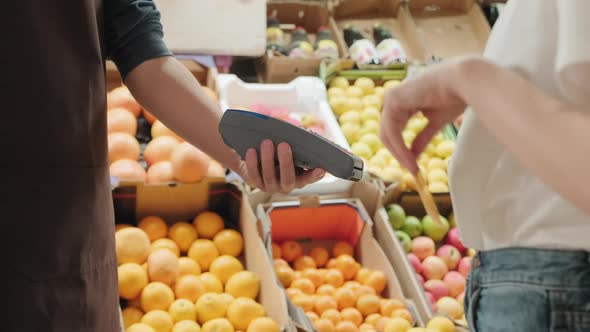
top-left (216, 74), bottom-right (354, 195)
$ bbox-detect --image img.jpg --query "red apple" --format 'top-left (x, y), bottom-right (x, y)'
top-left (422, 256), bottom-right (448, 280)
top-left (416, 274), bottom-right (425, 287)
top-left (457, 291), bottom-right (465, 306)
top-left (458, 256), bottom-right (472, 277)
top-left (269, 106), bottom-right (290, 117)
top-left (436, 244), bottom-right (462, 270)
top-left (424, 279), bottom-right (450, 301)
top-left (412, 236), bottom-right (435, 261)
top-left (249, 104), bottom-right (270, 115)
top-left (443, 271), bottom-right (466, 297)
top-left (407, 253), bottom-right (422, 274)
top-left (446, 228), bottom-right (467, 253)
top-left (424, 291), bottom-right (437, 311)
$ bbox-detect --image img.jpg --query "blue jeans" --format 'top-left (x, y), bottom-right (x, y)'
top-left (465, 248), bottom-right (590, 331)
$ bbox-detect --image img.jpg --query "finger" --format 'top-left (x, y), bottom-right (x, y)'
top-left (260, 140), bottom-right (279, 192)
top-left (381, 124), bottom-right (419, 174)
top-left (277, 143), bottom-right (296, 193)
top-left (295, 168), bottom-right (326, 188)
top-left (245, 148), bottom-right (264, 189)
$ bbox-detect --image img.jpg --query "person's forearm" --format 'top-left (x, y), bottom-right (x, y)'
top-left (123, 56), bottom-right (242, 171)
top-left (453, 58), bottom-right (590, 211)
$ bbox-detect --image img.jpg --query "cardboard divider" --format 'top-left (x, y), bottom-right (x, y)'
top-left (113, 180), bottom-right (295, 332)
top-left (407, 0), bottom-right (490, 60)
top-left (255, 197), bottom-right (426, 331)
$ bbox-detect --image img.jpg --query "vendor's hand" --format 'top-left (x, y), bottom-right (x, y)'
top-left (380, 57), bottom-right (475, 174)
top-left (236, 140), bottom-right (326, 193)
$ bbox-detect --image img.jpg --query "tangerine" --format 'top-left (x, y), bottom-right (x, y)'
top-left (281, 241), bottom-right (304, 262)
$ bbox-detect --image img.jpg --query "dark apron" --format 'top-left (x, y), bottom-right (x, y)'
top-left (2, 1), bottom-right (119, 331)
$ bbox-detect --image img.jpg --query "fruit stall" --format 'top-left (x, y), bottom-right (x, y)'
top-left (101, 1), bottom-right (500, 332)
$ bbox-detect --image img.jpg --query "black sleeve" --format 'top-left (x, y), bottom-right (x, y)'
top-left (104, 0), bottom-right (173, 78)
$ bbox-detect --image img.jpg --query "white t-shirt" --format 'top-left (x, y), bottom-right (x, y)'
top-left (449, 0), bottom-right (590, 251)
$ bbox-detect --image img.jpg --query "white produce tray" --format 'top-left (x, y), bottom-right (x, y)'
top-left (216, 74), bottom-right (353, 195)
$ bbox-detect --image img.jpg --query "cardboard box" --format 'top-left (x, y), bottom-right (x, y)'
top-left (113, 179), bottom-right (296, 332)
top-left (256, 196), bottom-right (425, 331)
top-left (259, 1), bottom-right (344, 83)
top-left (407, 0), bottom-right (491, 61)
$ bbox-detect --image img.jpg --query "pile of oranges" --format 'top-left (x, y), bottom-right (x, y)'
top-left (116, 211), bottom-right (280, 332)
top-left (271, 241), bottom-right (416, 332)
top-left (106, 85), bottom-right (224, 184)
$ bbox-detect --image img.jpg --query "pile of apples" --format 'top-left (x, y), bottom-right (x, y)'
top-left (236, 104), bottom-right (328, 138)
top-left (327, 77), bottom-right (456, 193)
top-left (386, 204), bottom-right (472, 325)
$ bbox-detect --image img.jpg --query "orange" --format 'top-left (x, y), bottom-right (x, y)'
top-left (294, 256), bottom-right (317, 271)
top-left (384, 318), bottom-right (412, 332)
top-left (118, 263), bottom-right (148, 300)
top-left (314, 319), bottom-right (335, 332)
top-left (275, 266), bottom-right (295, 288)
top-left (291, 278), bottom-right (316, 295)
top-left (151, 238), bottom-right (180, 257)
top-left (196, 293), bottom-right (228, 324)
top-left (364, 271), bottom-right (387, 294)
top-left (334, 287), bottom-right (356, 310)
top-left (307, 312), bottom-right (320, 322)
top-left (356, 294), bottom-right (380, 316)
top-left (286, 288), bottom-right (303, 300)
top-left (318, 269), bottom-right (329, 281)
top-left (147, 161), bottom-right (175, 184)
top-left (335, 255), bottom-right (359, 281)
top-left (359, 324), bottom-right (375, 332)
top-left (141, 309), bottom-right (174, 332)
top-left (281, 241), bottom-right (304, 262)
top-left (116, 227), bottom-right (151, 265)
top-left (335, 320), bottom-right (359, 332)
top-left (375, 317), bottom-right (391, 332)
top-left (168, 299), bottom-right (197, 322)
top-left (342, 281), bottom-right (361, 293)
top-left (175, 275), bottom-right (207, 302)
top-left (390, 308), bottom-right (413, 324)
top-left (127, 323), bottom-right (157, 332)
top-left (208, 255), bottom-right (244, 284)
top-left (247, 317), bottom-right (280, 332)
top-left (128, 295), bottom-right (142, 309)
top-left (355, 285), bottom-right (376, 298)
top-left (332, 242), bottom-right (354, 258)
top-left (271, 243), bottom-right (282, 259)
top-left (116, 223), bottom-right (133, 231)
top-left (201, 318), bottom-right (234, 332)
top-left (138, 216), bottom-right (168, 241)
top-left (199, 272), bottom-right (224, 293)
top-left (193, 211), bottom-right (225, 239)
top-left (144, 136), bottom-right (180, 166)
top-left (122, 307), bottom-right (144, 329)
top-left (172, 320), bottom-right (201, 332)
top-left (303, 269), bottom-right (323, 287)
top-left (324, 269), bottom-right (344, 288)
top-left (147, 249), bottom-right (179, 286)
top-left (171, 142), bottom-right (210, 183)
top-left (225, 270), bottom-right (260, 299)
top-left (151, 120), bottom-right (184, 142)
top-left (274, 259), bottom-right (289, 269)
top-left (213, 229), bottom-right (244, 257)
top-left (364, 314), bottom-right (382, 326)
top-left (110, 158), bottom-right (146, 182)
top-left (108, 108), bottom-right (137, 135)
top-left (380, 299), bottom-right (404, 317)
top-left (314, 295), bottom-right (338, 315)
top-left (321, 309), bottom-right (341, 326)
top-left (340, 308), bottom-right (363, 327)
top-left (178, 257), bottom-right (201, 278)
top-left (326, 259), bottom-right (337, 269)
top-left (226, 298), bottom-right (266, 331)
top-left (169, 222), bottom-right (198, 253)
top-left (316, 284), bottom-right (336, 296)
top-left (107, 86), bottom-right (141, 116)
top-left (292, 293), bottom-right (314, 312)
top-left (294, 271), bottom-right (303, 280)
top-left (141, 282), bottom-right (175, 312)
top-left (108, 132), bottom-right (140, 163)
top-left (355, 268), bottom-right (372, 284)
top-left (188, 239), bottom-right (220, 271)
top-left (310, 246), bottom-right (330, 267)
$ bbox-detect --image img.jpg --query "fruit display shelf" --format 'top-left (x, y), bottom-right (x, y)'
top-left (256, 198), bottom-right (428, 332)
top-left (113, 180), bottom-right (293, 332)
top-left (216, 73), bottom-right (355, 195)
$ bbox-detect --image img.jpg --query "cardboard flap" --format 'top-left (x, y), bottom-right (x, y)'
top-left (298, 195), bottom-right (321, 208)
top-left (267, 1), bottom-right (331, 32)
top-left (332, 0), bottom-right (401, 19)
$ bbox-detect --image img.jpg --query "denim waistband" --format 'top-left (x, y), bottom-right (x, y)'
top-left (472, 247), bottom-right (590, 288)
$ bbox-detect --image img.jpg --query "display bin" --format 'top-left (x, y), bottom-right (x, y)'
top-left (372, 184), bottom-right (469, 331)
top-left (216, 73), bottom-right (354, 196)
top-left (256, 195), bottom-right (426, 331)
top-left (113, 178), bottom-right (295, 332)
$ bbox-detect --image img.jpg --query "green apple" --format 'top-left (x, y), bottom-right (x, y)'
top-left (346, 86), bottom-right (364, 98)
top-left (369, 155), bottom-right (387, 169)
top-left (345, 97), bottom-right (363, 112)
top-left (395, 231), bottom-right (412, 253)
top-left (360, 120), bottom-right (380, 136)
top-left (330, 76), bottom-right (349, 89)
top-left (328, 87), bottom-right (345, 98)
top-left (384, 80), bottom-right (401, 90)
top-left (406, 117), bottom-right (426, 134)
top-left (432, 132), bottom-right (445, 145)
top-left (427, 157), bottom-right (445, 171)
top-left (436, 140), bottom-right (455, 159)
top-left (351, 142), bottom-right (372, 160)
top-left (329, 96), bottom-right (348, 115)
top-left (361, 107), bottom-right (381, 123)
top-left (374, 86), bottom-right (385, 99)
top-left (448, 212), bottom-right (456, 228)
top-left (362, 95), bottom-right (382, 110)
top-left (376, 148), bottom-right (393, 162)
top-left (340, 122), bottom-right (361, 143)
top-left (402, 216), bottom-right (423, 238)
top-left (389, 158), bottom-right (400, 168)
top-left (380, 167), bottom-right (404, 183)
top-left (402, 130), bottom-right (416, 147)
top-left (359, 133), bottom-right (382, 153)
top-left (427, 169), bottom-right (448, 184)
top-left (386, 204), bottom-right (406, 229)
top-left (428, 181), bottom-right (449, 193)
top-left (339, 111), bottom-right (361, 125)
top-left (422, 215), bottom-right (450, 242)
top-left (354, 77), bottom-right (375, 95)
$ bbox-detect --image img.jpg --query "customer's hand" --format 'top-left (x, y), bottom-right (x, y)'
top-left (236, 140), bottom-right (326, 193)
top-left (380, 57), bottom-right (475, 174)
